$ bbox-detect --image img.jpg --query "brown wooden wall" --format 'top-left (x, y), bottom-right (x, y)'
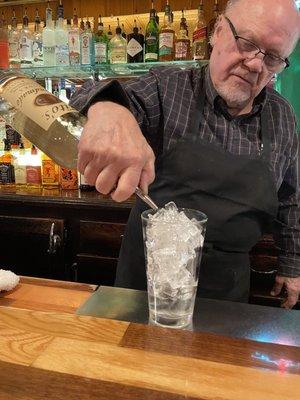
top-left (0, 0), bottom-right (228, 25)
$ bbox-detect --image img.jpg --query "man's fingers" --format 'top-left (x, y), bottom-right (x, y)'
top-left (281, 291), bottom-right (299, 309)
top-left (139, 159), bottom-right (156, 194)
top-left (95, 165), bottom-right (122, 195)
top-left (271, 280), bottom-right (283, 296)
top-left (111, 167), bottom-right (141, 202)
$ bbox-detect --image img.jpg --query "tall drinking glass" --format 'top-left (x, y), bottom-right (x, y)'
top-left (142, 207), bottom-right (207, 329)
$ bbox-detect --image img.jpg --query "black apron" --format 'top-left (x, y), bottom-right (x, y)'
top-left (115, 69), bottom-right (279, 302)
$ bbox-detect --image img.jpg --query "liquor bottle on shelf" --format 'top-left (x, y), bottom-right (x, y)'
top-left (6, 124), bottom-right (21, 149)
top-left (80, 18), bottom-right (85, 33)
top-left (26, 145), bottom-right (42, 188)
top-left (60, 167), bottom-right (78, 189)
top-left (127, 20), bottom-right (144, 63)
top-left (0, 71), bottom-right (86, 170)
top-left (145, 1), bottom-right (159, 62)
top-left (0, 117), bottom-right (5, 151)
top-left (121, 23), bottom-right (127, 39)
top-left (55, 16), bottom-right (70, 66)
top-left (57, 0), bottom-right (64, 20)
top-left (14, 142), bottom-right (27, 188)
top-left (8, 9), bottom-right (20, 69)
top-left (94, 15), bottom-right (109, 65)
top-left (32, 9), bottom-right (44, 67)
top-left (19, 8), bottom-right (33, 68)
top-left (107, 25), bottom-right (113, 41)
top-left (207, 0), bottom-right (220, 57)
top-left (81, 19), bottom-right (94, 65)
top-left (175, 10), bottom-right (191, 61)
top-left (42, 2), bottom-right (56, 67)
top-left (193, 0), bottom-right (208, 60)
top-left (0, 139), bottom-right (15, 187)
top-left (68, 8), bottom-right (81, 65)
top-left (109, 18), bottom-right (127, 64)
top-left (79, 173), bottom-right (95, 191)
top-left (159, 0), bottom-right (175, 62)
top-left (41, 152), bottom-right (59, 188)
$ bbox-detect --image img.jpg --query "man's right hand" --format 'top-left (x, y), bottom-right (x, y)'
top-left (78, 101), bottom-right (156, 202)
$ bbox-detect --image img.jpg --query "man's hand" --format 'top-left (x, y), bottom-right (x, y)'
top-left (271, 275), bottom-right (300, 309)
top-left (78, 102), bottom-right (155, 202)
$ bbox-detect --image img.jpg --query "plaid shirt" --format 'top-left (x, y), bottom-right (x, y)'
top-left (70, 65), bottom-right (300, 277)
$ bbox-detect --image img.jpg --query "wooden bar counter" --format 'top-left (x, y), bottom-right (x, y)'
top-left (0, 277), bottom-right (300, 399)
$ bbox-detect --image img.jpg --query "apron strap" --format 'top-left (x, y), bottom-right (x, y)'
top-left (190, 66), bottom-right (206, 136)
top-left (260, 106), bottom-right (271, 159)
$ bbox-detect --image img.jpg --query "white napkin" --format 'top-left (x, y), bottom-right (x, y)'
top-left (0, 269), bottom-right (20, 291)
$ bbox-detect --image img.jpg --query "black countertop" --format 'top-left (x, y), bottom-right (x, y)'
top-left (77, 286), bottom-right (300, 347)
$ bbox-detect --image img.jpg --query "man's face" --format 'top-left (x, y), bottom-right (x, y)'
top-left (210, 5), bottom-right (298, 111)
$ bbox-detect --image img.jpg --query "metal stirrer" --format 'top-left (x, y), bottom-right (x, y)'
top-left (135, 187), bottom-right (159, 211)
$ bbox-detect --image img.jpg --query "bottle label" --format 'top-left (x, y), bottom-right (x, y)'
top-left (14, 164), bottom-right (27, 184)
top-left (26, 165), bottom-right (41, 184)
top-left (6, 125), bottom-right (21, 146)
top-left (9, 41), bottom-right (19, 59)
top-left (145, 52), bottom-right (158, 61)
top-left (56, 45), bottom-right (70, 65)
top-left (19, 37), bottom-right (32, 61)
top-left (32, 40), bottom-right (44, 65)
top-left (0, 77), bottom-right (77, 131)
top-left (60, 167), bottom-right (78, 189)
top-left (68, 31), bottom-right (80, 65)
top-left (81, 34), bottom-right (91, 65)
top-left (193, 27), bottom-right (207, 42)
top-left (159, 32), bottom-right (174, 56)
top-left (127, 38), bottom-right (143, 58)
top-left (175, 41), bottom-right (189, 59)
top-left (42, 159), bottom-right (59, 184)
top-left (110, 48), bottom-right (127, 63)
top-left (0, 163), bottom-right (14, 184)
top-left (94, 42), bottom-right (107, 63)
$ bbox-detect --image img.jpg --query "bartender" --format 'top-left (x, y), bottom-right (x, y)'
top-left (70, 0), bottom-right (300, 308)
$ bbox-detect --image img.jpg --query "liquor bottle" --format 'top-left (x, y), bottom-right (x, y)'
top-left (159, 1), bottom-right (175, 62)
top-left (81, 19), bottom-right (94, 65)
top-left (107, 25), bottom-right (113, 41)
top-left (127, 20), bottom-right (144, 63)
top-left (207, 0), bottom-right (220, 57)
top-left (0, 139), bottom-right (15, 187)
top-left (109, 19), bottom-right (127, 64)
top-left (26, 145), bottom-right (42, 188)
top-left (68, 8), bottom-right (81, 65)
top-left (0, 71), bottom-right (87, 170)
top-left (60, 167), bottom-right (78, 189)
top-left (121, 23), bottom-right (127, 39)
top-left (14, 142), bottom-right (27, 187)
top-left (42, 2), bottom-right (56, 67)
top-left (145, 1), bottom-right (159, 62)
top-left (6, 124), bottom-right (21, 149)
top-left (79, 173), bottom-right (95, 191)
top-left (94, 15), bottom-right (109, 65)
top-left (8, 9), bottom-right (20, 69)
top-left (32, 9), bottom-right (44, 67)
top-left (57, 0), bottom-right (64, 20)
top-left (19, 8), bottom-right (33, 67)
top-left (80, 19), bottom-right (85, 33)
top-left (175, 10), bottom-right (191, 61)
top-left (55, 17), bottom-right (70, 66)
top-left (193, 1), bottom-right (208, 60)
top-left (41, 152), bottom-right (59, 188)
top-left (0, 117), bottom-right (5, 150)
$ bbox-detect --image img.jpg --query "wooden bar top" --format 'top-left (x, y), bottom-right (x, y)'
top-left (0, 278), bottom-right (300, 400)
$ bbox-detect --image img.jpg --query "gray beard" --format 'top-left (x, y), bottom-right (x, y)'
top-left (216, 84), bottom-right (252, 110)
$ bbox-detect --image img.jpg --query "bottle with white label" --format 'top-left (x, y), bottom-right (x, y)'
top-left (42, 2), bottom-right (56, 67)
top-left (8, 9), bottom-right (20, 68)
top-left (19, 8), bottom-right (33, 67)
top-left (109, 18), bottom-right (127, 64)
top-left (68, 8), bottom-right (81, 65)
top-left (55, 18), bottom-right (69, 66)
top-left (94, 15), bottom-right (108, 64)
top-left (159, 0), bottom-right (175, 62)
top-left (127, 20), bottom-right (144, 63)
top-left (32, 9), bottom-right (44, 66)
top-left (80, 19), bottom-right (94, 65)
top-left (0, 71), bottom-right (86, 170)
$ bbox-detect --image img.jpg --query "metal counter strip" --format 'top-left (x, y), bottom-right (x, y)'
top-left (76, 286), bottom-right (300, 347)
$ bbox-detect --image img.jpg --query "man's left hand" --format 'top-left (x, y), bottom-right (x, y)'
top-left (271, 276), bottom-right (300, 309)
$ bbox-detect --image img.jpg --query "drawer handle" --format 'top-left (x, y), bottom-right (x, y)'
top-left (48, 223), bottom-right (62, 255)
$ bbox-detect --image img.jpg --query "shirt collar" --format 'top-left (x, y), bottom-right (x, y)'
top-left (204, 65), bottom-right (267, 121)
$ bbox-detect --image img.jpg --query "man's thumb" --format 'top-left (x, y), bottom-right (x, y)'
top-left (271, 280), bottom-right (283, 296)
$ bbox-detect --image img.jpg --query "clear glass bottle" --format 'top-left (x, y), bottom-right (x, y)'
top-left (32, 9), bottom-right (44, 67)
top-left (159, 0), bottom-right (175, 61)
top-left (55, 18), bottom-right (70, 66)
top-left (127, 20), bottom-right (144, 63)
top-left (94, 15), bottom-right (109, 65)
top-left (81, 19), bottom-right (94, 65)
top-left (193, 0), bottom-right (208, 60)
top-left (68, 8), bottom-right (81, 65)
top-left (8, 9), bottom-right (20, 68)
top-left (145, 1), bottom-right (159, 62)
top-left (19, 8), bottom-right (33, 67)
top-left (109, 19), bottom-right (127, 64)
top-left (0, 71), bottom-right (86, 170)
top-left (42, 2), bottom-right (56, 66)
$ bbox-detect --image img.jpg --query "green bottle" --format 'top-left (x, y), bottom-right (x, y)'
top-left (94, 15), bottom-right (109, 64)
top-left (145, 1), bottom-right (159, 62)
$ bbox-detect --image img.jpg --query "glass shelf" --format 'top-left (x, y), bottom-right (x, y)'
top-left (10, 60), bottom-right (208, 81)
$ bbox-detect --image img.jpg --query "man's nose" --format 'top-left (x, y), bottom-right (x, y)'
top-left (243, 52), bottom-right (264, 73)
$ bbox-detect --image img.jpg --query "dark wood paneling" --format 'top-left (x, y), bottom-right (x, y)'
top-left (75, 254), bottom-right (118, 285)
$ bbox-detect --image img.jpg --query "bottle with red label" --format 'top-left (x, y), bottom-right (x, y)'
top-left (192, 0), bottom-right (208, 61)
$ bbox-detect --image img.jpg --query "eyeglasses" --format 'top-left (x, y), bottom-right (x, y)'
top-left (225, 17), bottom-right (290, 72)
